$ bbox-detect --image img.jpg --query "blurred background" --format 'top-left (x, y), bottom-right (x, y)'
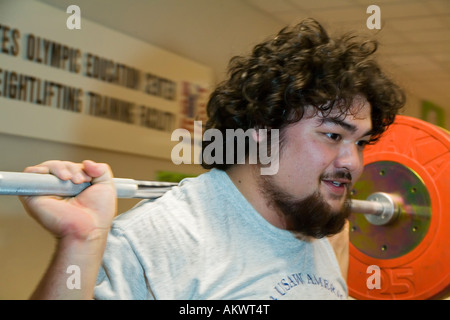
top-left (0, 0), bottom-right (448, 299)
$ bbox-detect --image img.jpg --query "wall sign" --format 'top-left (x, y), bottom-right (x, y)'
top-left (0, 0), bottom-right (212, 160)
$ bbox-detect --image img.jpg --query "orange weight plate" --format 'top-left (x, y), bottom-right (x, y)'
top-left (348, 115), bottom-right (450, 300)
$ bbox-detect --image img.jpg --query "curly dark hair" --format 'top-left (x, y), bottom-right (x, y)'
top-left (202, 18), bottom-right (405, 171)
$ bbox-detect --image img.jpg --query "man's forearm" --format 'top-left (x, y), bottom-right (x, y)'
top-left (30, 233), bottom-right (108, 300)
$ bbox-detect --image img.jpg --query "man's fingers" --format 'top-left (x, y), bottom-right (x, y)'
top-left (24, 160), bottom-right (96, 184)
top-left (82, 160), bottom-right (114, 185)
top-left (66, 162), bottom-right (92, 184)
top-left (24, 165), bottom-right (50, 175)
top-left (35, 161), bottom-right (75, 181)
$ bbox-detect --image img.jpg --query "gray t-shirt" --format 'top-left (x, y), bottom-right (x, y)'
top-left (94, 169), bottom-right (347, 300)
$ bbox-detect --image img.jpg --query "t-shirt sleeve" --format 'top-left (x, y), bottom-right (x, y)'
top-left (93, 193), bottom-right (203, 300)
top-left (94, 226), bottom-right (153, 300)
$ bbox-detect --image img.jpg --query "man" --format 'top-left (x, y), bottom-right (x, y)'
top-left (20, 19), bottom-right (405, 299)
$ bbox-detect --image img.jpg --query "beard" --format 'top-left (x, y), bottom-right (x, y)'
top-left (258, 174), bottom-right (351, 239)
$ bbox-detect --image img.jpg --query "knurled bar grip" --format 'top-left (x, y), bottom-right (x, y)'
top-left (0, 171), bottom-right (388, 215)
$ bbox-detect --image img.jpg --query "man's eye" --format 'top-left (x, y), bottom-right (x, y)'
top-left (325, 133), bottom-right (341, 141)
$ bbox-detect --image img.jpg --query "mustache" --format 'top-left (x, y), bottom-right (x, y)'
top-left (320, 171), bottom-right (352, 182)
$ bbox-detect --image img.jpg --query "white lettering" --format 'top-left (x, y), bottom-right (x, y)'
top-left (179, 304), bottom-right (213, 317)
top-left (66, 5), bottom-right (81, 30)
top-left (170, 121), bottom-right (280, 175)
top-left (171, 128), bottom-right (191, 165)
top-left (66, 264), bottom-right (81, 289)
top-left (366, 265), bottom-right (381, 289)
top-left (366, 5), bottom-right (381, 30)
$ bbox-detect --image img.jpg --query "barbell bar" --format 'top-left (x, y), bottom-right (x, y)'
top-left (0, 171), bottom-right (177, 200)
top-left (0, 170), bottom-right (397, 222)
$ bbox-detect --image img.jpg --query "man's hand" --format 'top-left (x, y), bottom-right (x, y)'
top-left (20, 160), bottom-right (116, 241)
top-left (19, 160), bottom-right (117, 299)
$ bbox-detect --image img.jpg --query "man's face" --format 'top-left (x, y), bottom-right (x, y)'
top-left (258, 97), bottom-right (373, 237)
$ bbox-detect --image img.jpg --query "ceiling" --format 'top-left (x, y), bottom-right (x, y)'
top-left (245, 0), bottom-right (450, 121)
top-left (37, 0), bottom-right (450, 125)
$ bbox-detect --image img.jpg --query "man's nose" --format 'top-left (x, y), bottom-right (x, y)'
top-left (334, 144), bottom-right (363, 175)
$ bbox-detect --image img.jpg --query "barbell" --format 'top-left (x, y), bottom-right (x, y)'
top-left (0, 115), bottom-right (448, 299)
top-left (0, 172), bottom-right (399, 221)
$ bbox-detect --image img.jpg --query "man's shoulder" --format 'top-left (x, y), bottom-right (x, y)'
top-left (110, 169), bottom-right (225, 230)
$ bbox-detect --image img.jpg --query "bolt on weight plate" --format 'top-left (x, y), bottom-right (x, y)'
top-left (347, 116), bottom-right (450, 300)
